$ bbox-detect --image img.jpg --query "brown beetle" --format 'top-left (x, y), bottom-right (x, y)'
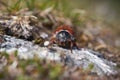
top-left (49, 25), bottom-right (78, 52)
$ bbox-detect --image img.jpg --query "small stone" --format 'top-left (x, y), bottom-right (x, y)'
top-left (44, 41), bottom-right (50, 46)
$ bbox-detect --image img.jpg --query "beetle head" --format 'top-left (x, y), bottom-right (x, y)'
top-left (56, 30), bottom-right (75, 42)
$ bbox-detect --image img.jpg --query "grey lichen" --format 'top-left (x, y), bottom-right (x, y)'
top-left (0, 35), bottom-right (117, 76)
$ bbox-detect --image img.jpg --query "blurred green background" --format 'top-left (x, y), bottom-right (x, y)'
top-left (0, 0), bottom-right (120, 30)
top-left (0, 0), bottom-right (120, 19)
top-left (74, 0), bottom-right (120, 22)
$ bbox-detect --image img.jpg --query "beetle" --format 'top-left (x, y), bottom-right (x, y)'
top-left (49, 25), bottom-right (78, 52)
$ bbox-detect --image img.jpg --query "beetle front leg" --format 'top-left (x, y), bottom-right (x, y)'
top-left (73, 42), bottom-right (79, 49)
top-left (46, 37), bottom-right (55, 47)
top-left (70, 41), bottom-right (73, 53)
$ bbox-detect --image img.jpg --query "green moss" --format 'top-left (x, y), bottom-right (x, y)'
top-left (16, 74), bottom-right (33, 80)
top-left (88, 63), bottom-right (94, 70)
top-left (14, 50), bottom-right (18, 57)
top-left (0, 51), bottom-right (9, 59)
top-left (83, 63), bottom-right (94, 72)
top-left (49, 64), bottom-right (62, 80)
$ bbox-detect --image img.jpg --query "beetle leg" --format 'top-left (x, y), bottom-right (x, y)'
top-left (47, 37), bottom-right (55, 48)
top-left (74, 42), bottom-right (79, 49)
top-left (70, 41), bottom-right (73, 53)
